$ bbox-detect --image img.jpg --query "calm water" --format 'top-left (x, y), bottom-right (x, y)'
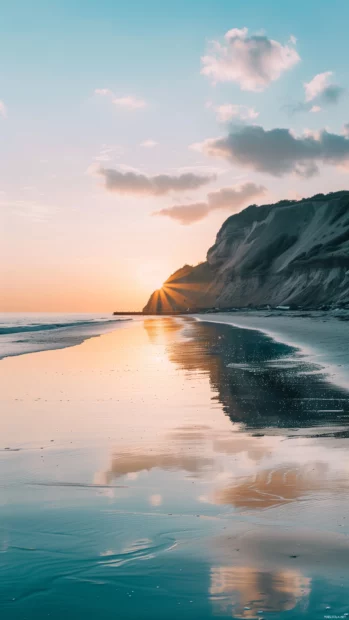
top-left (1, 317), bottom-right (349, 619)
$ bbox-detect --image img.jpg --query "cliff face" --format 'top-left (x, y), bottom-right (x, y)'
top-left (143, 191), bottom-right (349, 313)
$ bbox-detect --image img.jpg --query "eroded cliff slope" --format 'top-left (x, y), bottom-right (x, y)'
top-left (143, 191), bottom-right (349, 312)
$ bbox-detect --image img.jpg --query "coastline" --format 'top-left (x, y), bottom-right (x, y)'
top-left (193, 311), bottom-right (349, 392)
top-left (5, 310), bottom-right (349, 396)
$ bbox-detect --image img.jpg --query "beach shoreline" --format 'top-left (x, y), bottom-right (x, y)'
top-left (0, 313), bottom-right (134, 360)
top-left (193, 310), bottom-right (349, 391)
top-left (2, 310), bottom-right (349, 395)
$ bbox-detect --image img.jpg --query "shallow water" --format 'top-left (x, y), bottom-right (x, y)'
top-left (1, 317), bottom-right (349, 619)
top-left (0, 312), bottom-right (132, 358)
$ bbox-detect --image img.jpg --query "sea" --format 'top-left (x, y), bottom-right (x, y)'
top-left (0, 312), bottom-right (133, 359)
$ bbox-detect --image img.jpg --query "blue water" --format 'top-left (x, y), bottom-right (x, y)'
top-left (0, 313), bottom-right (132, 358)
top-left (1, 316), bottom-right (349, 619)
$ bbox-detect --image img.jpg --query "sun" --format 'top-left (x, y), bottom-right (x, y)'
top-left (145, 273), bottom-right (166, 292)
top-left (138, 263), bottom-right (168, 293)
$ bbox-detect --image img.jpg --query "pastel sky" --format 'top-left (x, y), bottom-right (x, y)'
top-left (1, 0), bottom-right (349, 311)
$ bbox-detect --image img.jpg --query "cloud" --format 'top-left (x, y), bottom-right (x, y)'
top-left (140, 139), bottom-right (158, 148)
top-left (287, 72), bottom-right (345, 115)
top-left (94, 88), bottom-right (146, 109)
top-left (97, 167), bottom-right (216, 195)
top-left (0, 100), bottom-right (7, 118)
top-left (155, 202), bottom-right (209, 224)
top-left (94, 88), bottom-right (113, 96)
top-left (211, 103), bottom-right (259, 122)
top-left (304, 71), bottom-right (344, 103)
top-left (304, 71), bottom-right (332, 101)
top-left (201, 27), bottom-right (300, 91)
top-left (154, 182), bottom-right (266, 224)
top-left (113, 96), bottom-right (146, 109)
top-left (193, 123), bottom-right (349, 177)
top-left (320, 84), bottom-right (345, 104)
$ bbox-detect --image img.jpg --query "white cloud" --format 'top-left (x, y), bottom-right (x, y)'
top-left (214, 104), bottom-right (259, 122)
top-left (286, 71), bottom-right (344, 115)
top-left (112, 96), bottom-right (146, 109)
top-left (94, 88), bottom-right (113, 96)
top-left (304, 71), bottom-right (344, 105)
top-left (304, 72), bottom-right (332, 102)
top-left (0, 100), bottom-right (7, 118)
top-left (201, 27), bottom-right (300, 91)
top-left (140, 139), bottom-right (158, 148)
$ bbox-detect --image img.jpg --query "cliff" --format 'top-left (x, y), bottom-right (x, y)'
top-left (143, 191), bottom-right (349, 313)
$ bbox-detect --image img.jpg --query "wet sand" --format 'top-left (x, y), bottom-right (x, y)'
top-left (1, 317), bottom-right (349, 619)
top-left (194, 311), bottom-right (349, 391)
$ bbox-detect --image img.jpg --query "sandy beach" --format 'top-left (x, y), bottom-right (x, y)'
top-left (2, 316), bottom-right (349, 619)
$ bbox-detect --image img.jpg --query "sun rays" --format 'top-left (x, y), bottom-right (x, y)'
top-left (144, 279), bottom-right (211, 313)
top-left (145, 282), bottom-right (189, 313)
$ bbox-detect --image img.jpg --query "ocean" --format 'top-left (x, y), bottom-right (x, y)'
top-left (0, 313), bottom-right (133, 359)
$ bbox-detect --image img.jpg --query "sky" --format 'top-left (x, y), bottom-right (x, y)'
top-left (1, 0), bottom-right (349, 312)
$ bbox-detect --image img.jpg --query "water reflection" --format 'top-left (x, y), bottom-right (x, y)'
top-left (209, 526), bottom-right (349, 616)
top-left (214, 462), bottom-right (329, 510)
top-left (2, 316), bottom-right (349, 619)
top-left (143, 317), bottom-right (183, 344)
top-left (94, 450), bottom-right (214, 484)
top-left (211, 435), bottom-right (272, 462)
top-left (210, 566), bottom-right (311, 618)
top-left (85, 319), bottom-right (349, 518)
top-left (160, 319), bottom-right (349, 430)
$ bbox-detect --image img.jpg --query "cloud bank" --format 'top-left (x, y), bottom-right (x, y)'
top-left (98, 167), bottom-right (216, 195)
top-left (193, 124), bottom-right (349, 177)
top-left (154, 182), bottom-right (266, 224)
top-left (201, 27), bottom-right (300, 91)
